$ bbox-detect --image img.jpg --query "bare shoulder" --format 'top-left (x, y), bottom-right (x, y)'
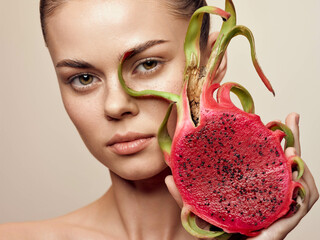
top-left (0, 221), bottom-right (53, 240)
top-left (0, 192), bottom-right (119, 240)
top-left (0, 220), bottom-right (110, 240)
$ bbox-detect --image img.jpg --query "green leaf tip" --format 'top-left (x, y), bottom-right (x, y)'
top-left (266, 121), bottom-right (294, 149)
top-left (291, 156), bottom-right (304, 180)
top-left (217, 82), bottom-right (255, 114)
top-left (181, 206), bottom-right (227, 239)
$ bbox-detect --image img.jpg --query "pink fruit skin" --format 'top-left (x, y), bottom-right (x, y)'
top-left (166, 83), bottom-right (302, 236)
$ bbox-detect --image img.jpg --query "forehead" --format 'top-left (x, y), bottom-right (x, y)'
top-left (46, 0), bottom-right (189, 63)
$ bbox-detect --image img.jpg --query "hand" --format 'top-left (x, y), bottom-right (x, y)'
top-left (165, 112), bottom-right (319, 240)
top-left (247, 113), bottom-right (319, 240)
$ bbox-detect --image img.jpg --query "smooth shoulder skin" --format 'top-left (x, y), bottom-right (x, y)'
top-left (0, 220), bottom-right (111, 240)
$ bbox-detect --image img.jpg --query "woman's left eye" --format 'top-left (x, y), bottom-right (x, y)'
top-left (134, 59), bottom-right (161, 75)
top-left (69, 74), bottom-right (100, 92)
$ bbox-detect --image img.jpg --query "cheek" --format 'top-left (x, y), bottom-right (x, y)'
top-left (167, 104), bottom-right (178, 137)
top-left (61, 91), bottom-right (104, 143)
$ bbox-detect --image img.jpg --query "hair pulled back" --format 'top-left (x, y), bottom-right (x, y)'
top-left (40, 0), bottom-right (209, 50)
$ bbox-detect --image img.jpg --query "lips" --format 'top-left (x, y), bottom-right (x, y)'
top-left (107, 132), bottom-right (155, 155)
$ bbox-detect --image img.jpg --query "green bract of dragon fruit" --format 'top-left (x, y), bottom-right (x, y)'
top-left (118, 0), bottom-right (305, 238)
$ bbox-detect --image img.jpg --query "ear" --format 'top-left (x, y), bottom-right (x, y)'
top-left (201, 32), bottom-right (227, 84)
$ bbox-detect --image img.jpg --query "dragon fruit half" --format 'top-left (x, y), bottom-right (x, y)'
top-left (118, 0), bottom-right (305, 238)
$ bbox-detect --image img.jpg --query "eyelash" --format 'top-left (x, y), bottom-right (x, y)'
top-left (68, 73), bottom-right (101, 92)
top-left (133, 58), bottom-right (163, 76)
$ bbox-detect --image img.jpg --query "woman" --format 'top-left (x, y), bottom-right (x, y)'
top-left (0, 0), bottom-right (317, 239)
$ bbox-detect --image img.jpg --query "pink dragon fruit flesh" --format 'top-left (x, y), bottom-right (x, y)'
top-left (117, 0), bottom-right (305, 238)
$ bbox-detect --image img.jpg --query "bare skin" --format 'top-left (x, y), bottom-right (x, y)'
top-left (0, 0), bottom-right (318, 239)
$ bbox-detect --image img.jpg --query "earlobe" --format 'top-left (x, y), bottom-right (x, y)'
top-left (204, 32), bottom-right (228, 84)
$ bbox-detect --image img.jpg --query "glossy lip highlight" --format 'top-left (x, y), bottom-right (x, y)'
top-left (107, 132), bottom-right (155, 155)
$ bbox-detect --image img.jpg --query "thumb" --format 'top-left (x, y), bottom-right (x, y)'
top-left (165, 175), bottom-right (183, 208)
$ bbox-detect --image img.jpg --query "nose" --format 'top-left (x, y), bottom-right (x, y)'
top-left (104, 76), bottom-right (139, 121)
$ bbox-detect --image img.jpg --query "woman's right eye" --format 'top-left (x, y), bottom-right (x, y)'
top-left (133, 58), bottom-right (163, 76)
top-left (68, 74), bottom-right (101, 92)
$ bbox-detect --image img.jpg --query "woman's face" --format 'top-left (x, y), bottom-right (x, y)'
top-left (46, 0), bottom-right (190, 180)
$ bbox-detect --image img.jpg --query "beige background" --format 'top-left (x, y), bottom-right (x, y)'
top-left (1, 0), bottom-right (319, 239)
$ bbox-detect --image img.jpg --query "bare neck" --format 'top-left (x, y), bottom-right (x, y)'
top-left (106, 168), bottom-right (193, 240)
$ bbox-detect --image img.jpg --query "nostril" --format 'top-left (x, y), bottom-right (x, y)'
top-left (121, 112), bottom-right (132, 117)
top-left (106, 115), bottom-right (119, 121)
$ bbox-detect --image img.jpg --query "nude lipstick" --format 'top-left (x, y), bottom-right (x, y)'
top-left (107, 132), bottom-right (154, 155)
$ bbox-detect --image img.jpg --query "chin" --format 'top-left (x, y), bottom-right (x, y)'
top-left (118, 157), bottom-right (169, 181)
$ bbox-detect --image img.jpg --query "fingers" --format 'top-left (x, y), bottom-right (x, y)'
top-left (299, 162), bottom-right (319, 210)
top-left (247, 178), bottom-right (310, 240)
top-left (285, 147), bottom-right (319, 211)
top-left (284, 113), bottom-right (318, 209)
top-left (165, 175), bottom-right (183, 208)
top-left (285, 112), bottom-right (300, 156)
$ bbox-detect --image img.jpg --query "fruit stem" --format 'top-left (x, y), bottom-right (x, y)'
top-left (184, 6), bottom-right (231, 126)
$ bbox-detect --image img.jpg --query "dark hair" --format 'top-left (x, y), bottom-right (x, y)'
top-left (40, 0), bottom-right (210, 50)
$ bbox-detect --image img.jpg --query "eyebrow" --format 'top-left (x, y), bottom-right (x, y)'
top-left (56, 59), bottom-right (94, 69)
top-left (55, 39), bottom-right (169, 69)
top-left (119, 39), bottom-right (169, 61)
